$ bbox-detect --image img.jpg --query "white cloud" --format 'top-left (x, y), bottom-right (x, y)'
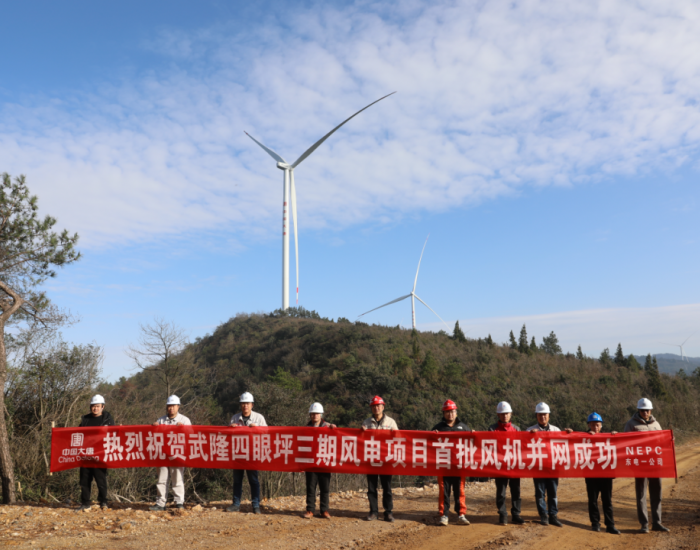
top-left (2, 0), bottom-right (700, 247)
top-left (422, 302), bottom-right (700, 358)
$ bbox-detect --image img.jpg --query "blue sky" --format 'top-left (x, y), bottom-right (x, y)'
top-left (1, 0), bottom-right (699, 379)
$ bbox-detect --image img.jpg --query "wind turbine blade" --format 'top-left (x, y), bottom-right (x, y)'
top-left (291, 171), bottom-right (299, 304)
top-left (358, 294), bottom-right (411, 318)
top-left (244, 132), bottom-right (288, 164)
top-left (413, 235), bottom-right (429, 293)
top-left (291, 92), bottom-right (396, 168)
top-left (413, 294), bottom-right (449, 329)
top-left (659, 342), bottom-right (681, 347)
top-left (681, 332), bottom-right (696, 346)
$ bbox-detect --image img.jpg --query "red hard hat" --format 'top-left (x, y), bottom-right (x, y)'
top-left (370, 395), bottom-right (385, 406)
top-left (442, 399), bottom-right (457, 411)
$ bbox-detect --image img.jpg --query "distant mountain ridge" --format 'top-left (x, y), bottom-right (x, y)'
top-left (634, 353), bottom-right (700, 375)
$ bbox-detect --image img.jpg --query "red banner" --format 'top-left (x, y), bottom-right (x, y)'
top-left (50, 426), bottom-right (677, 478)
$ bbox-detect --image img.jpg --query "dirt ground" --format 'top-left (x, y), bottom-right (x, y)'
top-left (1, 441), bottom-right (699, 550)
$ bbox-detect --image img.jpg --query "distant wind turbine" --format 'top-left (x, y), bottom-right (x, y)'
top-left (659, 332), bottom-right (696, 362)
top-left (245, 92), bottom-right (396, 310)
top-left (358, 236), bottom-right (449, 330)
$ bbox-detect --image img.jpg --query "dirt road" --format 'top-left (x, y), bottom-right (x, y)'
top-left (1, 441), bottom-right (698, 550)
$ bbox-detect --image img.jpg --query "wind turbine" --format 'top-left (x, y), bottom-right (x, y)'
top-left (358, 236), bottom-right (449, 330)
top-left (660, 332), bottom-right (696, 362)
top-left (245, 92), bottom-right (396, 310)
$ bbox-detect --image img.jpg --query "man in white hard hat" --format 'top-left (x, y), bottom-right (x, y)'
top-left (488, 401), bottom-right (524, 526)
top-left (77, 395), bottom-right (115, 511)
top-left (527, 402), bottom-right (572, 527)
top-left (228, 392), bottom-right (267, 514)
top-left (624, 398), bottom-right (669, 533)
top-left (361, 395), bottom-right (398, 522)
top-left (303, 402), bottom-right (336, 520)
top-left (150, 395), bottom-right (191, 512)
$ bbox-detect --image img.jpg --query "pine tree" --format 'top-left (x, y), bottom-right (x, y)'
top-left (518, 324), bottom-right (529, 354)
top-left (627, 354), bottom-right (641, 373)
top-left (452, 321), bottom-right (467, 343)
top-left (647, 356), bottom-right (667, 398)
top-left (644, 354), bottom-right (653, 372)
top-left (599, 348), bottom-right (612, 365)
top-left (529, 336), bottom-right (538, 354)
top-left (576, 345), bottom-right (584, 360)
top-left (486, 334), bottom-right (494, 348)
top-left (509, 331), bottom-right (517, 350)
top-left (540, 331), bottom-right (563, 355)
top-left (614, 343), bottom-right (628, 367)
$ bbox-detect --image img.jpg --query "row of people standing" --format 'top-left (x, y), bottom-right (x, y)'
top-left (77, 393), bottom-right (670, 534)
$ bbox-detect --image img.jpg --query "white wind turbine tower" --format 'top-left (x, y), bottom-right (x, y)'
top-left (660, 332), bottom-right (696, 362)
top-left (358, 236), bottom-right (449, 330)
top-left (245, 92), bottom-right (395, 310)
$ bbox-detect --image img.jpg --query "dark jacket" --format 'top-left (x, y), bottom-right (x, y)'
top-left (79, 411), bottom-right (115, 428)
top-left (431, 418), bottom-right (470, 432)
top-left (488, 421), bottom-right (520, 432)
top-left (307, 420), bottom-right (332, 428)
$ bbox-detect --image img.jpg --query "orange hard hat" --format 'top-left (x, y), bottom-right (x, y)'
top-left (370, 395), bottom-right (385, 406)
top-left (442, 399), bottom-right (457, 411)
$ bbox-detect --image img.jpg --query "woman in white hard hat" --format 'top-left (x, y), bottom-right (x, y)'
top-left (150, 395), bottom-right (191, 512)
top-left (303, 402), bottom-right (336, 519)
top-left (624, 398), bottom-right (669, 533)
top-left (527, 402), bottom-right (572, 527)
top-left (488, 401), bottom-right (524, 526)
top-left (228, 392), bottom-right (267, 514)
top-left (77, 395), bottom-right (115, 511)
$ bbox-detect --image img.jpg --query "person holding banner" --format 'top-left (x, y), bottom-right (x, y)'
top-left (488, 401), bottom-right (524, 526)
top-left (624, 398), bottom-right (669, 534)
top-left (527, 402), bottom-right (572, 527)
top-left (228, 392), bottom-right (267, 514)
top-left (77, 394), bottom-right (115, 511)
top-left (584, 413), bottom-right (620, 535)
top-left (361, 395), bottom-right (398, 522)
top-left (150, 395), bottom-right (191, 511)
top-left (432, 399), bottom-right (471, 527)
top-left (303, 402), bottom-right (336, 519)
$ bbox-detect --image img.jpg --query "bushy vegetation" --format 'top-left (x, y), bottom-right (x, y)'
top-left (7, 309), bottom-right (700, 504)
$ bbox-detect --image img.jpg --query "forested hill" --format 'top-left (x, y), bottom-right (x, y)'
top-left (110, 310), bottom-right (700, 437)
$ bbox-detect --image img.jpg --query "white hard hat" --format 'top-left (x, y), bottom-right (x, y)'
top-left (240, 392), bottom-right (254, 403)
top-left (496, 401), bottom-right (512, 414)
top-left (90, 394), bottom-right (105, 405)
top-left (166, 395), bottom-right (181, 405)
top-left (535, 402), bottom-right (551, 414)
top-left (637, 398), bottom-right (653, 410)
top-left (309, 402), bottom-right (324, 414)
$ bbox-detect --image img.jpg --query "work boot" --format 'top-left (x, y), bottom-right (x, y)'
top-left (511, 515), bottom-right (525, 525)
top-left (76, 504), bottom-right (92, 512)
top-left (499, 514), bottom-right (508, 525)
top-left (149, 505), bottom-right (165, 512)
top-left (540, 517), bottom-right (549, 526)
top-left (439, 515), bottom-right (449, 526)
top-left (458, 515), bottom-right (470, 525)
top-left (606, 525), bottom-right (621, 535)
top-left (549, 516), bottom-right (563, 527)
top-left (100, 503), bottom-right (109, 510)
top-left (175, 504), bottom-right (184, 510)
top-left (226, 504), bottom-right (240, 513)
top-left (652, 523), bottom-right (670, 532)
top-left (640, 524), bottom-right (649, 533)
top-left (591, 523), bottom-right (600, 532)
top-left (321, 511), bottom-right (331, 519)
top-left (384, 512), bottom-right (394, 523)
top-left (303, 511), bottom-right (313, 519)
top-left (253, 507), bottom-right (261, 515)
top-left (367, 513), bottom-right (378, 521)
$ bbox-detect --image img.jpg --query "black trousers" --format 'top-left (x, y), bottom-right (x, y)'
top-left (367, 474), bottom-right (393, 514)
top-left (495, 478), bottom-right (521, 517)
top-left (585, 478), bottom-right (615, 527)
top-left (306, 472), bottom-right (331, 513)
top-left (80, 467), bottom-right (108, 505)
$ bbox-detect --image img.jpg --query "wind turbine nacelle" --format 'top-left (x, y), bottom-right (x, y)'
top-left (276, 162), bottom-right (291, 170)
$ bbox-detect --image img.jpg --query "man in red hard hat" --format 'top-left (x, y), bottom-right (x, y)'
top-left (361, 395), bottom-right (398, 522)
top-left (432, 400), bottom-right (471, 526)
